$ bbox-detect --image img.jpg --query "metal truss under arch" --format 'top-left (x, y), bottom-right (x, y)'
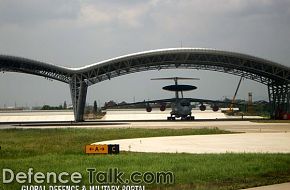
top-left (0, 55), bottom-right (71, 83)
top-left (1, 48), bottom-right (290, 121)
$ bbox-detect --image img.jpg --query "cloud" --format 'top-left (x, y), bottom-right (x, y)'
top-left (0, 0), bottom-right (289, 106)
top-left (0, 0), bottom-right (158, 28)
top-left (1, 0), bottom-right (289, 28)
top-left (146, 0), bottom-right (290, 31)
top-left (0, 0), bottom-right (81, 26)
top-left (78, 1), bottom-right (152, 28)
top-left (229, 0), bottom-right (290, 18)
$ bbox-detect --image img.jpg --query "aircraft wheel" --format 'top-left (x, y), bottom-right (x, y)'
top-left (167, 116), bottom-right (176, 121)
top-left (190, 116), bottom-right (195, 120)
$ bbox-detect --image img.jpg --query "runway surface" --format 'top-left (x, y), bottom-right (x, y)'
top-left (0, 109), bottom-right (262, 122)
top-left (103, 109), bottom-right (263, 120)
top-left (1, 111), bottom-right (290, 190)
top-left (1, 111), bottom-right (290, 154)
top-left (241, 182), bottom-right (290, 190)
top-left (1, 120), bottom-right (289, 134)
top-left (0, 110), bottom-right (74, 122)
top-left (1, 111), bottom-right (289, 190)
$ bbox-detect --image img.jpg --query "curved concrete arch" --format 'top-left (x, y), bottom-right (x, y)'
top-left (0, 55), bottom-right (72, 83)
top-left (1, 48), bottom-right (289, 121)
top-left (76, 48), bottom-right (290, 85)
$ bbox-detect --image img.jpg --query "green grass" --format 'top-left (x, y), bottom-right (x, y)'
top-left (0, 127), bottom-right (231, 159)
top-left (0, 128), bottom-right (290, 190)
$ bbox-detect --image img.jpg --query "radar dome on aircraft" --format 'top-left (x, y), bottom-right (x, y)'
top-left (162, 85), bottom-right (197, 92)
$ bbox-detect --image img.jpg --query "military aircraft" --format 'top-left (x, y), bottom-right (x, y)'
top-left (104, 77), bottom-right (233, 120)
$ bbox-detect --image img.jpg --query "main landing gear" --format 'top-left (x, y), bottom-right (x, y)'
top-left (167, 116), bottom-right (195, 121)
top-left (167, 116), bottom-right (176, 120)
top-left (182, 116), bottom-right (195, 121)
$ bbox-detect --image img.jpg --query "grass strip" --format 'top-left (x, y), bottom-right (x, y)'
top-left (1, 128), bottom-right (289, 190)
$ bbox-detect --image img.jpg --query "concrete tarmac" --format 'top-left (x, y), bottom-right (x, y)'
top-left (1, 120), bottom-right (290, 133)
top-left (94, 132), bottom-right (290, 153)
top-left (242, 183), bottom-right (290, 190)
top-left (103, 109), bottom-right (263, 120)
top-left (0, 111), bottom-right (74, 122)
top-left (1, 111), bottom-right (289, 190)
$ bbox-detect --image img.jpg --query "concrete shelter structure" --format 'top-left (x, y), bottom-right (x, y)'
top-left (1, 48), bottom-right (289, 121)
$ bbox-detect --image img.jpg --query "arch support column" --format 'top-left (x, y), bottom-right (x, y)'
top-left (70, 75), bottom-right (88, 122)
top-left (268, 82), bottom-right (290, 119)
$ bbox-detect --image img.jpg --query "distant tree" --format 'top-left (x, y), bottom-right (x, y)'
top-left (41, 105), bottom-right (51, 110)
top-left (104, 100), bottom-right (117, 108)
top-left (93, 100), bottom-right (98, 113)
top-left (63, 101), bottom-right (67, 109)
top-left (41, 104), bottom-right (63, 110)
top-left (119, 101), bottom-right (127, 105)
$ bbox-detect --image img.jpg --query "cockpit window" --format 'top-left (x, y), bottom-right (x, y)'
top-left (180, 101), bottom-right (190, 106)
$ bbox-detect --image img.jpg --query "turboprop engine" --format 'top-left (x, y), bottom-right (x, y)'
top-left (160, 103), bottom-right (166, 111)
top-left (212, 105), bottom-right (219, 112)
top-left (199, 104), bottom-right (206, 111)
top-left (146, 105), bottom-right (152, 112)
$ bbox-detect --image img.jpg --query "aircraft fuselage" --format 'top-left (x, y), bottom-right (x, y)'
top-left (168, 99), bottom-right (194, 120)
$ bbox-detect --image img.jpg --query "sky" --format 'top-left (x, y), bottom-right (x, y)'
top-left (0, 0), bottom-right (290, 108)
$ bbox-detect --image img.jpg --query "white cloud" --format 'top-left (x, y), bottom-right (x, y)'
top-left (0, 0), bottom-right (81, 26)
top-left (0, 0), bottom-right (289, 106)
top-left (78, 1), bottom-right (152, 28)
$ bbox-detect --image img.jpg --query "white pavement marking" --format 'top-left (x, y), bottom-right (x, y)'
top-left (94, 133), bottom-right (290, 154)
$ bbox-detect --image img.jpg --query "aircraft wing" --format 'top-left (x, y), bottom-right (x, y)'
top-left (131, 98), bottom-right (244, 105)
top-left (186, 98), bottom-right (230, 104)
top-left (185, 98), bottom-right (245, 105)
top-left (103, 97), bottom-right (246, 109)
top-left (102, 98), bottom-right (177, 109)
top-left (132, 98), bottom-right (177, 104)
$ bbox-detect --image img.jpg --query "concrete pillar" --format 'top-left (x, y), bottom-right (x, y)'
top-left (70, 75), bottom-right (88, 122)
top-left (76, 81), bottom-right (88, 121)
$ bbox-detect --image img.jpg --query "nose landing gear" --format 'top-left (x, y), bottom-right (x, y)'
top-left (181, 116), bottom-right (195, 121)
top-left (167, 115), bottom-right (195, 121)
top-left (167, 116), bottom-right (176, 120)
